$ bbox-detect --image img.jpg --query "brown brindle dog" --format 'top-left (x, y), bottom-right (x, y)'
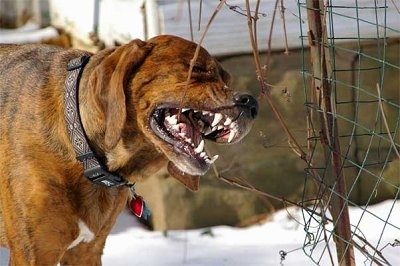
top-left (0, 35), bottom-right (258, 265)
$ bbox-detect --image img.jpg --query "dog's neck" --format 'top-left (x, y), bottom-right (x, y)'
top-left (64, 55), bottom-right (128, 188)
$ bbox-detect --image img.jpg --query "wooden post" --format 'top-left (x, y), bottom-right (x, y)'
top-left (305, 1), bottom-right (356, 265)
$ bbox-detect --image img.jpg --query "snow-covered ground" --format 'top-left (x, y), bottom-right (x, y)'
top-left (102, 200), bottom-right (399, 266)
top-left (0, 200), bottom-right (399, 265)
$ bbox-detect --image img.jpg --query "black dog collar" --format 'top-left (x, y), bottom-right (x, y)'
top-left (64, 55), bottom-right (127, 187)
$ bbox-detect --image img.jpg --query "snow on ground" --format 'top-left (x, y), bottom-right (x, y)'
top-left (102, 200), bottom-right (400, 266)
top-left (1, 200), bottom-right (399, 265)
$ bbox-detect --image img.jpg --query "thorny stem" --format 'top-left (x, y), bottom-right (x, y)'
top-left (245, 0), bottom-right (308, 164)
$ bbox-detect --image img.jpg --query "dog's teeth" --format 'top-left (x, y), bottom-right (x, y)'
top-left (228, 130), bottom-right (235, 143)
top-left (211, 113), bottom-right (223, 127)
top-left (194, 140), bottom-right (205, 154)
top-left (178, 132), bottom-right (186, 138)
top-left (186, 138), bottom-right (192, 144)
top-left (165, 115), bottom-right (178, 125)
top-left (204, 127), bottom-right (213, 135)
top-left (224, 117), bottom-right (232, 126)
top-left (217, 125), bottom-right (224, 130)
top-left (200, 152), bottom-right (206, 158)
top-left (202, 111), bottom-right (209, 115)
top-left (230, 121), bottom-right (237, 129)
top-left (181, 108), bottom-right (190, 112)
top-left (210, 154), bottom-right (219, 164)
top-left (172, 125), bottom-right (180, 131)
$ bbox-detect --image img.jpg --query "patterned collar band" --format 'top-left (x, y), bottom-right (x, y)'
top-left (63, 55), bottom-right (128, 187)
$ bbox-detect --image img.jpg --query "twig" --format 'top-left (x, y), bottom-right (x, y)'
top-left (178, 0), bottom-right (227, 110)
top-left (376, 83), bottom-right (400, 160)
top-left (279, 0), bottom-right (290, 55)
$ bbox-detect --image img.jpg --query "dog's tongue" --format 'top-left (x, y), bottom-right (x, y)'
top-left (167, 162), bottom-right (200, 192)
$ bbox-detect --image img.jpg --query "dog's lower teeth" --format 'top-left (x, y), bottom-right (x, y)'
top-left (194, 140), bottom-right (205, 153)
top-left (205, 154), bottom-right (219, 164)
top-left (228, 130), bottom-right (235, 143)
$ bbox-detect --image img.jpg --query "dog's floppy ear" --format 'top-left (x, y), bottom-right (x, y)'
top-left (90, 39), bottom-right (153, 150)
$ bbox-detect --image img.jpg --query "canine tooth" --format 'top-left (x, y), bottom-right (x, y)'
top-left (228, 130), bottom-right (235, 143)
top-left (210, 155), bottom-right (219, 164)
top-left (224, 117), bottom-right (232, 126)
top-left (211, 113), bottom-right (223, 127)
top-left (194, 140), bottom-right (205, 153)
top-left (200, 152), bottom-right (206, 158)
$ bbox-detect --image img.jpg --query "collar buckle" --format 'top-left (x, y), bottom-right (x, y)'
top-left (84, 164), bottom-right (127, 187)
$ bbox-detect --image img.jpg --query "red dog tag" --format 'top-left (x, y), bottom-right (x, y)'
top-left (130, 195), bottom-right (144, 218)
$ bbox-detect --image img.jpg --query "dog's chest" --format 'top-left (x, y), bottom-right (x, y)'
top-left (67, 219), bottom-right (95, 249)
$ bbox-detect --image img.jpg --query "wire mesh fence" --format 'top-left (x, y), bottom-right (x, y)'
top-left (295, 0), bottom-right (399, 265)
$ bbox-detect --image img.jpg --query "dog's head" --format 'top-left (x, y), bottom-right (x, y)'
top-left (85, 35), bottom-right (258, 191)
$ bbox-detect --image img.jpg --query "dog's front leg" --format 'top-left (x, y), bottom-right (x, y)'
top-left (60, 239), bottom-right (105, 266)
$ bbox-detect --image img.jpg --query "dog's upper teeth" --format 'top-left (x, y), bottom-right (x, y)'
top-left (165, 115), bottom-right (178, 125)
top-left (224, 117), bottom-right (232, 126)
top-left (200, 152), bottom-right (206, 158)
top-left (181, 108), bottom-right (190, 112)
top-left (211, 113), bottom-right (223, 127)
top-left (172, 124), bottom-right (180, 131)
top-left (194, 140), bottom-right (205, 154)
top-left (204, 127), bottom-right (213, 135)
top-left (202, 111), bottom-right (209, 115)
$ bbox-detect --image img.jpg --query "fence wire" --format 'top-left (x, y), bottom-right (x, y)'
top-left (297, 0), bottom-right (399, 265)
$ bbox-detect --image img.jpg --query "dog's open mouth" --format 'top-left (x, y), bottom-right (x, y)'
top-left (150, 105), bottom-right (240, 182)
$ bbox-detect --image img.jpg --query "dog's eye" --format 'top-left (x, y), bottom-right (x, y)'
top-left (192, 64), bottom-right (207, 74)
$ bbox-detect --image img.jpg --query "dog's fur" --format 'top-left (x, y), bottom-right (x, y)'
top-left (0, 35), bottom-right (256, 265)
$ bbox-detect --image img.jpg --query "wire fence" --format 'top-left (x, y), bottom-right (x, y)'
top-left (295, 0), bottom-right (399, 265)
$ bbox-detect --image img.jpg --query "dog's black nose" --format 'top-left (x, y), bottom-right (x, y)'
top-left (234, 94), bottom-right (258, 119)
